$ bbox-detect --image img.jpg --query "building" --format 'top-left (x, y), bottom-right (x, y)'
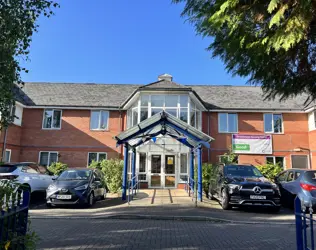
top-left (1, 74), bottom-right (315, 189)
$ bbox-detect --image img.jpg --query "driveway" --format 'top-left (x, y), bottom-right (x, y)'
top-left (29, 189), bottom-right (295, 224)
top-left (31, 218), bottom-right (297, 250)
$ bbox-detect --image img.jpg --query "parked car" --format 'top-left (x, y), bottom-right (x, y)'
top-left (275, 169), bottom-right (316, 209)
top-left (0, 162), bottom-right (54, 193)
top-left (46, 168), bottom-right (107, 207)
top-left (208, 164), bottom-right (281, 212)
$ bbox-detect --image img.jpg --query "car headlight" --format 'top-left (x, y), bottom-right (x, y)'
top-left (47, 184), bottom-right (57, 191)
top-left (74, 184), bottom-right (89, 191)
top-left (228, 184), bottom-right (242, 194)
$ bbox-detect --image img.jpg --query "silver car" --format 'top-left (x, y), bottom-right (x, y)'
top-left (0, 162), bottom-right (54, 193)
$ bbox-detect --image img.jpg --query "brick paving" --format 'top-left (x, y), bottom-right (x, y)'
top-left (31, 218), bottom-right (297, 250)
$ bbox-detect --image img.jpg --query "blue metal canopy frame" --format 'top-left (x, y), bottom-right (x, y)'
top-left (115, 111), bottom-right (214, 202)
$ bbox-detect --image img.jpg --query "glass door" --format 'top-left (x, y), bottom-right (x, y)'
top-left (150, 155), bottom-right (162, 187)
top-left (164, 155), bottom-right (176, 188)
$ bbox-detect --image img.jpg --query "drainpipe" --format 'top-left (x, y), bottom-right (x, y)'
top-left (119, 110), bottom-right (123, 159)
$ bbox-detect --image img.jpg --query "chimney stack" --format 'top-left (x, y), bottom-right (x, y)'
top-left (158, 73), bottom-right (173, 82)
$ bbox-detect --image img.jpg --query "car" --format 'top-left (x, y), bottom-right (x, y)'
top-left (0, 162), bottom-right (54, 193)
top-left (46, 168), bottom-right (107, 207)
top-left (208, 164), bottom-right (281, 211)
top-left (274, 169), bottom-right (316, 209)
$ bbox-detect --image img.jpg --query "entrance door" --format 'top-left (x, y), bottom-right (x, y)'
top-left (150, 155), bottom-right (162, 187)
top-left (164, 155), bottom-right (176, 188)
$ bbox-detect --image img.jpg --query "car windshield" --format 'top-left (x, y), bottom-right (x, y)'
top-left (225, 165), bottom-right (263, 177)
top-left (304, 171), bottom-right (316, 184)
top-left (58, 170), bottom-right (92, 180)
top-left (0, 165), bottom-right (17, 173)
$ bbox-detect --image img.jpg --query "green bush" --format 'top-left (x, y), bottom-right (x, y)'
top-left (89, 159), bottom-right (123, 193)
top-left (47, 162), bottom-right (68, 176)
top-left (256, 164), bottom-right (283, 182)
top-left (193, 163), bottom-right (217, 198)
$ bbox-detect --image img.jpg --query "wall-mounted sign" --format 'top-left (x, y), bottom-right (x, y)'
top-left (167, 157), bottom-right (174, 165)
top-left (232, 134), bottom-right (272, 154)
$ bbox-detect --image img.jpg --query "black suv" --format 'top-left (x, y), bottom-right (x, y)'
top-left (208, 164), bottom-right (281, 212)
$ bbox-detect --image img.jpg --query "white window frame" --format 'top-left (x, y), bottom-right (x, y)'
top-left (87, 152), bottom-right (107, 166)
top-left (90, 110), bottom-right (109, 131)
top-left (179, 153), bottom-right (189, 183)
top-left (265, 156), bottom-right (285, 168)
top-left (264, 113), bottom-right (283, 134)
top-left (38, 151), bottom-right (59, 167)
top-left (5, 149), bottom-right (11, 163)
top-left (138, 152), bottom-right (147, 182)
top-left (218, 113), bottom-right (238, 133)
top-left (42, 109), bottom-right (62, 130)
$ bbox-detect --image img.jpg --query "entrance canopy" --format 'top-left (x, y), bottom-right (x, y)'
top-left (115, 111), bottom-right (214, 149)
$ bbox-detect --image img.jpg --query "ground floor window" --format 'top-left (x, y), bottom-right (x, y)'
top-left (291, 155), bottom-right (309, 169)
top-left (88, 152), bottom-right (107, 165)
top-left (39, 151), bottom-right (58, 167)
top-left (138, 153), bottom-right (147, 182)
top-left (179, 153), bottom-right (188, 183)
top-left (266, 156), bottom-right (285, 168)
top-left (5, 149), bottom-right (11, 163)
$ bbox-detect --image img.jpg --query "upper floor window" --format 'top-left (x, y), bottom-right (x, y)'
top-left (218, 113), bottom-right (238, 133)
top-left (42, 109), bottom-right (62, 129)
top-left (264, 113), bottom-right (283, 133)
top-left (90, 110), bottom-right (109, 130)
top-left (127, 94), bottom-right (201, 129)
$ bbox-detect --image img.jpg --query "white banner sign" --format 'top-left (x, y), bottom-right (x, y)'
top-left (232, 134), bottom-right (272, 154)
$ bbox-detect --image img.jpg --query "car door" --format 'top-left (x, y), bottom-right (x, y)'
top-left (96, 170), bottom-right (106, 196)
top-left (92, 171), bottom-right (102, 198)
top-left (33, 164), bottom-right (54, 188)
top-left (275, 170), bottom-right (289, 204)
top-left (282, 170), bottom-right (297, 206)
top-left (21, 165), bottom-right (46, 191)
top-left (209, 165), bottom-right (219, 196)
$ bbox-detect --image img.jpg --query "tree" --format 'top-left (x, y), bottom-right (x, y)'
top-left (174, 0), bottom-right (316, 103)
top-left (0, 0), bottom-right (59, 129)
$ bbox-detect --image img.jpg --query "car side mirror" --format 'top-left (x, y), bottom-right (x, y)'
top-left (94, 177), bottom-right (101, 182)
top-left (52, 176), bottom-right (57, 181)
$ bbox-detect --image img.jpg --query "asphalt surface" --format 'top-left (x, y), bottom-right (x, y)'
top-left (31, 218), bottom-right (297, 250)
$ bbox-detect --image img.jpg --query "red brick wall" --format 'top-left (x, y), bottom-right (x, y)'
top-left (0, 124), bottom-right (22, 162)
top-left (19, 109), bottom-right (124, 167)
top-left (202, 112), bottom-right (310, 169)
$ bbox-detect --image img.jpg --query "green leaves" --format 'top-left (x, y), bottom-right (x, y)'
top-left (48, 162), bottom-right (68, 176)
top-left (0, 0), bottom-right (58, 130)
top-left (175, 0), bottom-right (316, 101)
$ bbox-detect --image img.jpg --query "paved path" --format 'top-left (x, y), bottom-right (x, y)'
top-left (31, 218), bottom-right (297, 250)
top-left (29, 189), bottom-right (295, 224)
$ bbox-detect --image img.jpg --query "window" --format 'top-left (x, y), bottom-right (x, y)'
top-left (180, 154), bottom-right (188, 182)
top-left (4, 149), bottom-right (11, 163)
top-left (218, 113), bottom-right (238, 133)
top-left (39, 152), bottom-right (58, 167)
top-left (294, 171), bottom-right (301, 180)
top-left (287, 171), bottom-right (294, 182)
top-left (90, 110), bottom-right (109, 130)
top-left (264, 114), bottom-right (283, 133)
top-left (266, 156), bottom-right (285, 169)
top-left (277, 171), bottom-right (288, 182)
top-left (138, 153), bottom-right (147, 181)
top-left (88, 152), bottom-right (107, 165)
top-left (42, 109), bottom-right (62, 129)
top-left (291, 155), bottom-right (309, 169)
top-left (22, 166), bottom-right (40, 174)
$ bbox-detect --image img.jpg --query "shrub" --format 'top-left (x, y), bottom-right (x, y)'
top-left (193, 163), bottom-right (217, 198)
top-left (256, 164), bottom-right (283, 182)
top-left (89, 159), bottom-right (123, 193)
top-left (47, 162), bottom-right (68, 176)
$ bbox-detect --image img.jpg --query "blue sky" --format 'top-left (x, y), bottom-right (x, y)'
top-left (21, 0), bottom-right (247, 85)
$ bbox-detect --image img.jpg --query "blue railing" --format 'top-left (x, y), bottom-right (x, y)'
top-left (0, 190), bottom-right (30, 249)
top-left (295, 196), bottom-right (316, 250)
top-left (128, 175), bottom-right (140, 204)
top-left (185, 177), bottom-right (195, 201)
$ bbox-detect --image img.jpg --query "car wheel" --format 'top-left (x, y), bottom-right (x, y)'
top-left (87, 192), bottom-right (95, 207)
top-left (221, 189), bottom-right (231, 210)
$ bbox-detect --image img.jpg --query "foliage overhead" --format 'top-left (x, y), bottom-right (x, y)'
top-left (174, 0), bottom-right (316, 103)
top-left (0, 0), bottom-right (58, 129)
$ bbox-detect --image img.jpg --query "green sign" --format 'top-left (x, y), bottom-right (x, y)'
top-left (233, 144), bottom-right (250, 151)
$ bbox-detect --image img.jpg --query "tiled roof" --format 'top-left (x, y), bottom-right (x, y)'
top-left (14, 81), bottom-right (311, 110)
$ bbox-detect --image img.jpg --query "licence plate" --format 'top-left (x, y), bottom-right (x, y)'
top-left (56, 195), bottom-right (72, 200)
top-left (250, 195), bottom-right (266, 200)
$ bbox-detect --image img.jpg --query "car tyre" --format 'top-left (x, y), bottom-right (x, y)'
top-left (87, 192), bottom-right (95, 207)
top-left (221, 189), bottom-right (231, 210)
